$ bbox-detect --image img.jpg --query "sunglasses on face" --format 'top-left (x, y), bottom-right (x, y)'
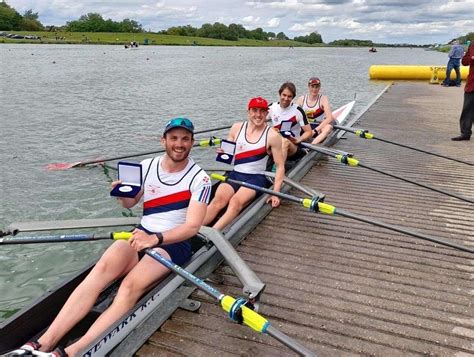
top-left (309, 83), bottom-right (321, 88)
top-left (166, 118), bottom-right (194, 130)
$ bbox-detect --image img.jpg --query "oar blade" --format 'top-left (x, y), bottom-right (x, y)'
top-left (44, 162), bottom-right (80, 171)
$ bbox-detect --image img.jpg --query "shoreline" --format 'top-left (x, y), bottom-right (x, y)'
top-left (0, 31), bottom-right (425, 48)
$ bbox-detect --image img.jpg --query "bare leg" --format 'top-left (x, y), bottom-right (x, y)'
top-left (283, 139), bottom-right (298, 161)
top-left (311, 124), bottom-right (333, 144)
top-left (213, 187), bottom-right (257, 230)
top-left (37, 241), bottom-right (139, 351)
top-left (203, 183), bottom-right (235, 226)
top-left (64, 248), bottom-right (172, 356)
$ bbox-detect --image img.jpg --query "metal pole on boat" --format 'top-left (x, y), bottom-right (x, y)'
top-left (0, 231), bottom-right (132, 244)
top-left (144, 249), bottom-right (316, 356)
top-left (1, 217), bottom-right (139, 237)
top-left (211, 173), bottom-right (474, 254)
top-left (45, 136), bottom-right (222, 171)
top-left (301, 142), bottom-right (474, 204)
top-left (333, 124), bottom-right (474, 166)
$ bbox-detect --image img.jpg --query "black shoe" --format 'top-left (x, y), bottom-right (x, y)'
top-left (451, 135), bottom-right (471, 141)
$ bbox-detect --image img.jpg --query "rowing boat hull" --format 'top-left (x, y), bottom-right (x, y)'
top-left (0, 101), bottom-right (355, 356)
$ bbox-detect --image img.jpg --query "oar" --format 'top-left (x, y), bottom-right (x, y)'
top-left (333, 124), bottom-right (474, 167)
top-left (0, 230), bottom-right (316, 355)
top-left (211, 173), bottom-right (474, 254)
top-left (45, 136), bottom-right (223, 171)
top-left (144, 247), bottom-right (316, 356)
top-left (1, 217), bottom-right (139, 237)
top-left (0, 231), bottom-right (131, 245)
top-left (301, 143), bottom-right (474, 205)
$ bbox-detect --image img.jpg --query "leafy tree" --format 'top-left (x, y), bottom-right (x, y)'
top-left (0, 2), bottom-right (22, 30)
top-left (166, 25), bottom-right (197, 36)
top-left (228, 23), bottom-right (247, 38)
top-left (328, 39), bottom-right (373, 46)
top-left (276, 32), bottom-right (288, 40)
top-left (248, 27), bottom-right (267, 41)
top-left (459, 32), bottom-right (474, 44)
top-left (65, 12), bottom-right (143, 32)
top-left (294, 32), bottom-right (322, 44)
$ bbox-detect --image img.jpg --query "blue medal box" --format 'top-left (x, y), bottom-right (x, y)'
top-left (216, 139), bottom-right (236, 164)
top-left (110, 161), bottom-right (142, 198)
top-left (279, 120), bottom-right (294, 138)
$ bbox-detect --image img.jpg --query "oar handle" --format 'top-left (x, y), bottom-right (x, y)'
top-left (198, 137), bottom-right (221, 147)
top-left (112, 232), bottom-right (133, 240)
top-left (0, 231), bottom-right (132, 245)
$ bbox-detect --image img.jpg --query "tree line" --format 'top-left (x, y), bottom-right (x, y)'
top-left (0, 2), bottom-right (43, 31)
top-left (0, 1), bottom-right (323, 43)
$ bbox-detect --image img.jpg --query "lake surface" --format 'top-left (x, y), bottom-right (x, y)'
top-left (0, 44), bottom-right (446, 321)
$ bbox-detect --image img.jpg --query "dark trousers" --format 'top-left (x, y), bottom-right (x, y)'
top-left (460, 91), bottom-right (474, 137)
top-left (444, 58), bottom-right (461, 86)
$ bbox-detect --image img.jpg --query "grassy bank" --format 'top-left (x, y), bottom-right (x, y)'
top-left (0, 31), bottom-right (315, 47)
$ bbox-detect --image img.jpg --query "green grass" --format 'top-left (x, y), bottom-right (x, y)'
top-left (0, 31), bottom-right (316, 47)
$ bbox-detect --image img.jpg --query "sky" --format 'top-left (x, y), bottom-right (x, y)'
top-left (6, 0), bottom-right (474, 44)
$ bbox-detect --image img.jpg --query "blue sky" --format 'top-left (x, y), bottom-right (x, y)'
top-left (7, 0), bottom-right (474, 44)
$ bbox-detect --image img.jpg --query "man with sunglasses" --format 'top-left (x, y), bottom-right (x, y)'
top-left (18, 118), bottom-right (211, 357)
top-left (295, 77), bottom-right (334, 144)
top-left (204, 97), bottom-right (285, 231)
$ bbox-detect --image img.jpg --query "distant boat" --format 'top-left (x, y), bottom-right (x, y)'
top-left (369, 47), bottom-right (377, 53)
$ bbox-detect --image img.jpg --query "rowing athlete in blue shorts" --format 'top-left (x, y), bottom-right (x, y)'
top-left (18, 118), bottom-right (211, 357)
top-left (203, 97), bottom-right (285, 231)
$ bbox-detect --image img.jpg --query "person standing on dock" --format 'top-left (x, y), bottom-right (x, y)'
top-left (452, 42), bottom-right (474, 141)
top-left (268, 82), bottom-right (313, 161)
top-left (18, 118), bottom-right (211, 356)
top-left (441, 39), bottom-right (465, 87)
top-left (295, 77), bottom-right (335, 144)
top-left (203, 97), bottom-right (285, 231)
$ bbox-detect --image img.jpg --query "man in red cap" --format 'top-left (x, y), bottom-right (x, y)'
top-left (295, 77), bottom-right (335, 144)
top-left (204, 97), bottom-right (285, 230)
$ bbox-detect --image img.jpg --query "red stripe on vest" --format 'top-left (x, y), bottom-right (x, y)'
top-left (235, 146), bottom-right (267, 160)
top-left (144, 190), bottom-right (192, 209)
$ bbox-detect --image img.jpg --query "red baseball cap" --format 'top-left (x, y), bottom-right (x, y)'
top-left (248, 97), bottom-right (269, 110)
top-left (308, 77), bottom-right (321, 85)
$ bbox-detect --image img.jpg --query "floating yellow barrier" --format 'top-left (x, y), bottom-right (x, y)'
top-left (369, 65), bottom-right (469, 81)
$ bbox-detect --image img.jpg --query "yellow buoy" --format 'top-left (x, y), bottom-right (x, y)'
top-left (369, 65), bottom-right (469, 80)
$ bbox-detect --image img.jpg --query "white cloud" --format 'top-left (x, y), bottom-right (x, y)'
top-left (6, 0), bottom-right (474, 44)
top-left (267, 17), bottom-right (280, 28)
top-left (242, 15), bottom-right (261, 24)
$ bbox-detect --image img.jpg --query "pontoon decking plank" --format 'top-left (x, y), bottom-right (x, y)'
top-left (137, 83), bottom-right (473, 356)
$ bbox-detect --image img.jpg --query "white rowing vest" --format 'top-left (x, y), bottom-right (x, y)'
top-left (140, 156), bottom-right (211, 233)
top-left (268, 102), bottom-right (308, 139)
top-left (302, 94), bottom-right (324, 121)
top-left (233, 122), bottom-right (270, 174)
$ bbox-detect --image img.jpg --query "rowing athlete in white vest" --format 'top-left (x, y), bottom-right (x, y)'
top-left (268, 82), bottom-right (313, 162)
top-left (18, 118), bottom-right (211, 357)
top-left (203, 97), bottom-right (285, 231)
top-left (295, 77), bottom-right (334, 144)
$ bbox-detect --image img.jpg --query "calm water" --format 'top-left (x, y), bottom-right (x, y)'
top-left (0, 44), bottom-right (446, 320)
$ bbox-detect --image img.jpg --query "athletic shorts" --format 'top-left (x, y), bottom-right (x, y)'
top-left (136, 225), bottom-right (192, 266)
top-left (288, 145), bottom-right (308, 161)
top-left (227, 170), bottom-right (270, 194)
